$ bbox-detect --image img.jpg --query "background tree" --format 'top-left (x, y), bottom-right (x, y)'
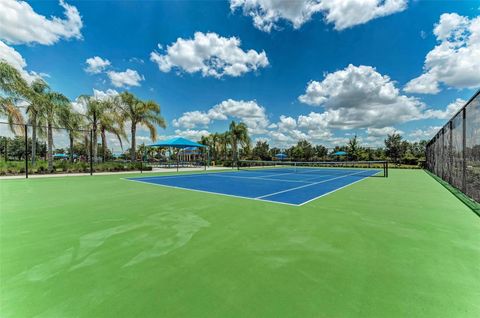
top-left (229, 121), bottom-right (250, 164)
top-left (347, 135), bottom-right (360, 161)
top-left (118, 92), bottom-right (166, 162)
top-left (0, 62), bottom-right (27, 133)
top-left (384, 133), bottom-right (404, 163)
top-left (252, 140), bottom-right (270, 160)
top-left (38, 92), bottom-right (70, 171)
top-left (58, 105), bottom-right (85, 162)
top-left (27, 79), bottom-right (50, 165)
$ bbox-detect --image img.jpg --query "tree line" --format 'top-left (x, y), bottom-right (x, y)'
top-left (0, 61), bottom-right (166, 172)
top-left (199, 131), bottom-right (428, 166)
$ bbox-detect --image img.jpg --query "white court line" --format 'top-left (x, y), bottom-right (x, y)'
top-left (123, 178), bottom-right (300, 207)
top-left (256, 170), bottom-right (368, 199)
top-left (298, 173), bottom-right (377, 206)
top-left (210, 174), bottom-right (311, 184)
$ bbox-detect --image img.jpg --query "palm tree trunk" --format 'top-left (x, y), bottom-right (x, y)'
top-left (31, 114), bottom-right (37, 165)
top-left (232, 138), bottom-right (237, 163)
top-left (92, 130), bottom-right (98, 164)
top-left (85, 133), bottom-right (90, 161)
top-left (130, 123), bottom-right (136, 162)
top-left (47, 122), bottom-right (53, 172)
top-left (69, 133), bottom-right (74, 163)
top-left (101, 128), bottom-right (107, 162)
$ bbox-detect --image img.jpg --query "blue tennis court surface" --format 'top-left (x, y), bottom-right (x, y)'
top-left (126, 167), bottom-right (381, 206)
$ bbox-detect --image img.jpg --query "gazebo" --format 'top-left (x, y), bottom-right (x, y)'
top-left (148, 137), bottom-right (207, 171)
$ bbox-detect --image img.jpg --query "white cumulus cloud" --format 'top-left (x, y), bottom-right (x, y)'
top-left (0, 40), bottom-right (40, 83)
top-left (298, 64), bottom-right (426, 129)
top-left (230, 0), bottom-right (406, 32)
top-left (404, 13), bottom-right (480, 94)
top-left (107, 69), bottom-right (144, 88)
top-left (423, 98), bottom-right (465, 119)
top-left (174, 129), bottom-right (210, 141)
top-left (0, 0), bottom-right (83, 45)
top-left (150, 32), bottom-right (269, 78)
top-left (85, 56), bottom-right (111, 74)
top-left (172, 99), bottom-right (270, 135)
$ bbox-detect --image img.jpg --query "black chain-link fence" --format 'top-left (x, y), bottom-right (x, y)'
top-left (426, 90), bottom-right (480, 203)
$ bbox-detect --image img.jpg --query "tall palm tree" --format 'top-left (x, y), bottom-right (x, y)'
top-left (210, 133), bottom-right (220, 162)
top-left (38, 92), bottom-right (70, 171)
top-left (78, 95), bottom-right (104, 163)
top-left (229, 121), bottom-right (250, 165)
top-left (58, 105), bottom-right (85, 163)
top-left (118, 92), bottom-right (166, 162)
top-left (98, 100), bottom-right (126, 162)
top-left (27, 79), bottom-right (50, 165)
top-left (0, 61), bottom-right (28, 133)
top-left (219, 132), bottom-right (230, 162)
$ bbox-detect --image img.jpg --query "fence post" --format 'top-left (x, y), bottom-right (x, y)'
top-left (4, 138), bottom-right (8, 162)
top-left (90, 129), bottom-right (93, 176)
top-left (462, 109), bottom-right (466, 192)
top-left (24, 125), bottom-right (28, 179)
top-left (449, 121), bottom-right (453, 184)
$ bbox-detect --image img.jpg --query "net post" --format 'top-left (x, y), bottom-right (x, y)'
top-left (385, 161), bottom-right (388, 178)
top-left (90, 129), bottom-right (93, 176)
top-left (24, 124), bottom-right (28, 179)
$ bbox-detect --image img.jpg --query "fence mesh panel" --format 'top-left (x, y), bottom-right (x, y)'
top-left (465, 96), bottom-right (480, 201)
top-left (426, 90), bottom-right (480, 203)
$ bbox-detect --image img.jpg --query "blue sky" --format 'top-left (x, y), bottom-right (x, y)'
top-left (1, 0), bottom-right (479, 150)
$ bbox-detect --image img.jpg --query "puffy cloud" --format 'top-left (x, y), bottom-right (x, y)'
top-left (367, 127), bottom-right (403, 138)
top-left (409, 126), bottom-right (442, 141)
top-left (277, 115), bottom-right (296, 131)
top-left (172, 111), bottom-right (211, 129)
top-left (172, 99), bottom-right (270, 134)
top-left (423, 98), bottom-right (465, 119)
top-left (0, 0), bottom-right (83, 45)
top-left (404, 13), bottom-right (480, 94)
top-left (298, 64), bottom-right (426, 129)
top-left (174, 129), bottom-right (210, 141)
top-left (230, 0), bottom-right (406, 32)
top-left (85, 56), bottom-right (111, 74)
top-left (107, 69), bottom-right (144, 88)
top-left (150, 32), bottom-right (269, 78)
top-left (0, 40), bottom-right (40, 83)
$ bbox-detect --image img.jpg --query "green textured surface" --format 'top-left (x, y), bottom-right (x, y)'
top-left (1, 169), bottom-right (479, 317)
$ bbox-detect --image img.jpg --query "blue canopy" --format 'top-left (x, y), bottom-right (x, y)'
top-left (333, 151), bottom-right (347, 156)
top-left (275, 153), bottom-right (287, 159)
top-left (53, 153), bottom-right (68, 158)
top-left (149, 137), bottom-right (206, 149)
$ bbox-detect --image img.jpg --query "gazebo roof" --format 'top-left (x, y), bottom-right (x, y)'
top-left (149, 137), bottom-right (206, 149)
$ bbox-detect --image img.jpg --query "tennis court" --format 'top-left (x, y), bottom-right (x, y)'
top-left (1, 168), bottom-right (479, 317)
top-left (127, 161), bottom-right (386, 205)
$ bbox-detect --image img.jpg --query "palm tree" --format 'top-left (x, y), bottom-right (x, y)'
top-left (58, 105), bottom-right (85, 162)
top-left (219, 132), bottom-right (230, 162)
top-left (27, 79), bottom-right (50, 165)
top-left (98, 100), bottom-right (126, 162)
top-left (210, 133), bottom-right (220, 162)
top-left (229, 121), bottom-right (250, 165)
top-left (118, 92), bottom-right (166, 162)
top-left (0, 61), bottom-right (28, 133)
top-left (78, 95), bottom-right (104, 163)
top-left (38, 92), bottom-right (70, 171)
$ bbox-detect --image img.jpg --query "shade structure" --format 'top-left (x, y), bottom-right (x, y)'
top-left (333, 151), bottom-right (347, 156)
top-left (53, 153), bottom-right (69, 158)
top-left (275, 153), bottom-right (287, 159)
top-left (149, 137), bottom-right (206, 149)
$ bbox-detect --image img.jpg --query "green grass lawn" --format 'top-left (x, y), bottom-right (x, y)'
top-left (1, 169), bottom-right (479, 317)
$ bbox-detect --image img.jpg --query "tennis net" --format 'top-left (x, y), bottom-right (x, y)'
top-left (237, 160), bottom-right (388, 177)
